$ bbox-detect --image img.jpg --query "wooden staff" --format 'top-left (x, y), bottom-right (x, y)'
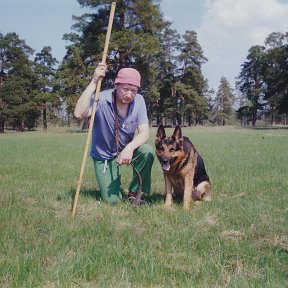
top-left (72, 2), bottom-right (116, 218)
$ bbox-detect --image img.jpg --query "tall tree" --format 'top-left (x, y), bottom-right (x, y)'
top-left (264, 32), bottom-right (288, 124)
top-left (176, 31), bottom-right (208, 126)
top-left (0, 32), bottom-right (38, 132)
top-left (156, 21), bottom-right (181, 125)
top-left (61, 0), bottom-right (164, 117)
top-left (34, 46), bottom-right (59, 130)
top-left (57, 46), bottom-right (88, 125)
top-left (213, 77), bottom-right (235, 126)
top-left (237, 45), bottom-right (266, 126)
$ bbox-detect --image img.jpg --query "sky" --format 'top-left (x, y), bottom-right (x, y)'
top-left (1, 0), bottom-right (288, 91)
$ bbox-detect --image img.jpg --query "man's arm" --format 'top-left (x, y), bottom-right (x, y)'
top-left (74, 63), bottom-right (106, 119)
top-left (74, 81), bottom-right (96, 119)
top-left (117, 123), bottom-right (149, 165)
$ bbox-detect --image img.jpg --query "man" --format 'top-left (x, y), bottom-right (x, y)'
top-left (74, 63), bottom-right (154, 205)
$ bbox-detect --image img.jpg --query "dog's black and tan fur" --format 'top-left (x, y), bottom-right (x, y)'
top-left (155, 125), bottom-right (211, 209)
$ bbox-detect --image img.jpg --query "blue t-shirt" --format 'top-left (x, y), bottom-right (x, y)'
top-left (90, 89), bottom-right (148, 160)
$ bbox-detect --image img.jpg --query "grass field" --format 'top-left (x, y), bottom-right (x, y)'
top-left (0, 126), bottom-right (287, 287)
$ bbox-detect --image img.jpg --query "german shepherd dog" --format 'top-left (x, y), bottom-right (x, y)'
top-left (155, 125), bottom-right (211, 209)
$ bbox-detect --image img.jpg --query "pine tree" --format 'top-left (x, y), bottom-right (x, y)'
top-left (213, 77), bottom-right (235, 126)
top-left (60, 0), bottom-right (165, 122)
top-left (176, 31), bottom-right (208, 126)
top-left (156, 21), bottom-right (181, 125)
top-left (264, 32), bottom-right (288, 125)
top-left (0, 32), bottom-right (39, 132)
top-left (57, 46), bottom-right (88, 126)
top-left (34, 46), bottom-right (59, 130)
top-left (237, 45), bottom-right (267, 126)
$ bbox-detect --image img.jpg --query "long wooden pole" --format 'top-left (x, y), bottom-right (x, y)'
top-left (72, 2), bottom-right (116, 218)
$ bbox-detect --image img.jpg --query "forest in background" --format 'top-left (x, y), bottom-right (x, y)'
top-left (0, 0), bottom-right (288, 132)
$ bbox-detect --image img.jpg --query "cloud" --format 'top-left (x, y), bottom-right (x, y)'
top-left (197, 0), bottom-right (288, 90)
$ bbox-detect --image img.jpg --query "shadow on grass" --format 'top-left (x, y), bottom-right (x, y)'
top-left (144, 193), bottom-right (164, 205)
top-left (69, 188), bottom-right (164, 206)
top-left (69, 188), bottom-right (101, 201)
top-left (69, 188), bottom-right (101, 211)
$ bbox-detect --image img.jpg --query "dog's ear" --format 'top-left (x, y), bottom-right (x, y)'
top-left (172, 125), bottom-right (184, 146)
top-left (156, 124), bottom-right (166, 143)
top-left (172, 125), bottom-right (182, 141)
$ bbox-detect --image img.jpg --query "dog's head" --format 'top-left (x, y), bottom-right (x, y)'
top-left (155, 125), bottom-right (184, 172)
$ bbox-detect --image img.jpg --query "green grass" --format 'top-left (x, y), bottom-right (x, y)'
top-left (1, 126), bottom-right (287, 287)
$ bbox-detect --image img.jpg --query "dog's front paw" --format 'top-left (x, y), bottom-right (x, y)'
top-left (194, 200), bottom-right (202, 206)
top-left (202, 194), bottom-right (212, 202)
top-left (183, 202), bottom-right (190, 210)
top-left (164, 204), bottom-right (174, 211)
top-left (164, 194), bottom-right (173, 207)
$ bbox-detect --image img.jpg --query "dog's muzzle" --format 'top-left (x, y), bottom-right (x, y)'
top-left (160, 159), bottom-right (171, 171)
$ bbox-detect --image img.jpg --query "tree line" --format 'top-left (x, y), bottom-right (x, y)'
top-left (0, 0), bottom-right (287, 133)
top-left (237, 32), bottom-right (288, 126)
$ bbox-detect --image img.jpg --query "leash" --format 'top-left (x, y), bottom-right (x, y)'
top-left (113, 90), bottom-right (143, 206)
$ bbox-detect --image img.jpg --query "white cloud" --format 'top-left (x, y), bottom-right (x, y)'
top-left (198, 0), bottom-right (288, 90)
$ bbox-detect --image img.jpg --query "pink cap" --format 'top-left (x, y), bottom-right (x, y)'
top-left (115, 68), bottom-right (141, 88)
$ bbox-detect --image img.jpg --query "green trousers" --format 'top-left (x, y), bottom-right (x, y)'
top-left (92, 144), bottom-right (154, 204)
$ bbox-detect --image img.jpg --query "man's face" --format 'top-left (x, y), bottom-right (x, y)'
top-left (116, 83), bottom-right (138, 104)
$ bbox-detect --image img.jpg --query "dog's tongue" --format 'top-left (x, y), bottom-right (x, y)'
top-left (162, 162), bottom-right (170, 171)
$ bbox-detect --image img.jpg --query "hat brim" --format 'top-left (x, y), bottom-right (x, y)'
top-left (115, 77), bottom-right (141, 88)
